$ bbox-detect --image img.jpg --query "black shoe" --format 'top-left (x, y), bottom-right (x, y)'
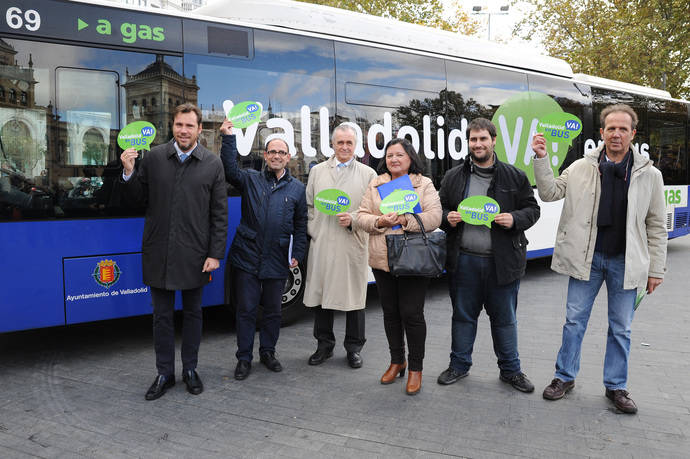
top-left (437, 367), bottom-right (468, 385)
top-left (260, 352), bottom-right (283, 372)
top-left (346, 352), bottom-right (363, 369)
top-left (500, 372), bottom-right (535, 393)
top-left (145, 374), bottom-right (175, 400)
top-left (308, 348), bottom-right (333, 366)
top-left (234, 360), bottom-right (251, 380)
top-left (182, 369), bottom-right (203, 395)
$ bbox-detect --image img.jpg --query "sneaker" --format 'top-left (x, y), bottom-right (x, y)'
top-left (500, 372), bottom-right (535, 393)
top-left (437, 367), bottom-right (468, 385)
top-left (605, 389), bottom-right (638, 414)
top-left (542, 378), bottom-right (575, 400)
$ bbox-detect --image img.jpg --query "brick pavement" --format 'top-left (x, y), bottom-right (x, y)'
top-left (1, 237), bottom-right (689, 458)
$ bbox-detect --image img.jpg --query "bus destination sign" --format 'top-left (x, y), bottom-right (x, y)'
top-left (2, 0), bottom-right (182, 51)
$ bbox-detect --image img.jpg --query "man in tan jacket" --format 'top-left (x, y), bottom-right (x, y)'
top-left (532, 104), bottom-right (667, 414)
top-left (304, 124), bottom-right (377, 368)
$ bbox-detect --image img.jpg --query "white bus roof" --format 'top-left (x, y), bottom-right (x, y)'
top-left (573, 73), bottom-right (674, 100)
top-left (196, 0), bottom-right (574, 78)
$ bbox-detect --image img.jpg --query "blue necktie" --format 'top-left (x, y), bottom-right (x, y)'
top-left (180, 153), bottom-right (189, 163)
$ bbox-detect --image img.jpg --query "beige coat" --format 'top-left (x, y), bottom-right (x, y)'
top-left (534, 143), bottom-right (667, 289)
top-left (303, 156), bottom-right (377, 311)
top-left (358, 173), bottom-right (442, 271)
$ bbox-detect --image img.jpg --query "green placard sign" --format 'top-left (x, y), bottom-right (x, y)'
top-left (225, 100), bottom-right (263, 129)
top-left (536, 112), bottom-right (583, 144)
top-left (458, 195), bottom-right (500, 228)
top-left (314, 189), bottom-right (351, 215)
top-left (379, 189), bottom-right (420, 215)
top-left (117, 121), bottom-right (156, 151)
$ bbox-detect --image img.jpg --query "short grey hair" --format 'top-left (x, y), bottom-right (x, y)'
top-left (331, 123), bottom-right (357, 143)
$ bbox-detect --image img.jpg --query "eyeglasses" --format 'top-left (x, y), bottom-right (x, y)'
top-left (266, 150), bottom-right (289, 157)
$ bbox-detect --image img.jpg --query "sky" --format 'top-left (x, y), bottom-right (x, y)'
top-left (444, 0), bottom-right (539, 47)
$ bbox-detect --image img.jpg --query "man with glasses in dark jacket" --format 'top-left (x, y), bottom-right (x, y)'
top-left (436, 118), bottom-right (540, 393)
top-left (220, 119), bottom-right (307, 381)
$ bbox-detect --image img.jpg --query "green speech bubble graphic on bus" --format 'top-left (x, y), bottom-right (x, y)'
top-left (117, 121), bottom-right (156, 151)
top-left (225, 100), bottom-right (263, 129)
top-left (491, 91), bottom-right (570, 184)
top-left (379, 189), bottom-right (420, 215)
top-left (458, 195), bottom-right (500, 228)
top-left (314, 189), bottom-right (351, 215)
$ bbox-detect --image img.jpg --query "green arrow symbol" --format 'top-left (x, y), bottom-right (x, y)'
top-left (77, 18), bottom-right (88, 31)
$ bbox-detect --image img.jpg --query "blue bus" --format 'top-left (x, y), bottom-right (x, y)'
top-left (1, 0), bottom-right (688, 333)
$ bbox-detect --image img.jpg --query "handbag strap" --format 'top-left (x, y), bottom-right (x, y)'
top-left (405, 213), bottom-right (428, 241)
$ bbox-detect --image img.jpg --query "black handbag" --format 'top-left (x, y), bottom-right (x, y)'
top-left (385, 213), bottom-right (446, 277)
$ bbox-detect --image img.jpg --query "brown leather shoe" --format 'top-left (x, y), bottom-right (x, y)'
top-left (605, 389), bottom-right (638, 414)
top-left (406, 371), bottom-right (422, 395)
top-left (380, 362), bottom-right (406, 385)
top-left (543, 378), bottom-right (575, 400)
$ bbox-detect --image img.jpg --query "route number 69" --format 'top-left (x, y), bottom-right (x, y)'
top-left (6, 7), bottom-right (41, 31)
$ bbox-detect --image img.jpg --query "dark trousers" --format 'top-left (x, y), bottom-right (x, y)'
top-left (234, 268), bottom-right (284, 362)
top-left (313, 306), bottom-right (366, 353)
top-left (150, 286), bottom-right (204, 377)
top-left (372, 269), bottom-right (429, 372)
top-left (448, 253), bottom-right (521, 378)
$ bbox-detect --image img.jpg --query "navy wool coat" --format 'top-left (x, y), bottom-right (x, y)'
top-left (120, 140), bottom-right (228, 290)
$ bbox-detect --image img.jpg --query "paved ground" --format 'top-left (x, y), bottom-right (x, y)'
top-left (1, 237), bottom-right (689, 458)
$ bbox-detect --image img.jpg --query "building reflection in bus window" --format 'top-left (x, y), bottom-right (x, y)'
top-left (0, 37), bottom-right (183, 220)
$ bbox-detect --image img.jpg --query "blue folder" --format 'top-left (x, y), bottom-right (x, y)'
top-left (377, 174), bottom-right (421, 229)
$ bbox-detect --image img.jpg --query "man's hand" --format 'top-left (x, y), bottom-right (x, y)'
top-left (531, 133), bottom-right (547, 159)
top-left (647, 276), bottom-right (663, 294)
top-left (447, 211), bottom-right (463, 227)
top-left (376, 212), bottom-right (400, 228)
top-left (336, 212), bottom-right (352, 228)
top-left (202, 257), bottom-right (220, 272)
top-left (290, 258), bottom-right (299, 268)
top-left (120, 148), bottom-right (138, 176)
top-left (220, 120), bottom-right (234, 135)
top-left (494, 213), bottom-right (514, 229)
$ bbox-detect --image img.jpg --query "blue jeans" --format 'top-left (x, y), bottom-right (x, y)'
top-left (554, 251), bottom-right (637, 390)
top-left (234, 268), bottom-right (284, 362)
top-left (449, 253), bottom-right (521, 377)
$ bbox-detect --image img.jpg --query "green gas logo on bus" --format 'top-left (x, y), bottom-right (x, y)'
top-left (76, 17), bottom-right (165, 44)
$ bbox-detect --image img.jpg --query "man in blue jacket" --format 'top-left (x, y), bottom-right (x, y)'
top-left (220, 120), bottom-right (307, 380)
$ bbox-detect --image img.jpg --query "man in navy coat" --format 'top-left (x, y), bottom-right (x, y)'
top-left (121, 103), bottom-right (228, 400)
top-left (220, 120), bottom-right (307, 380)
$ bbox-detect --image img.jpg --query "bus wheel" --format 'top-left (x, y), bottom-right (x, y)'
top-left (280, 261), bottom-right (307, 325)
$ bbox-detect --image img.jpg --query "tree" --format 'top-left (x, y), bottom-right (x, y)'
top-left (514, 0), bottom-right (690, 99)
top-left (298, 0), bottom-right (480, 35)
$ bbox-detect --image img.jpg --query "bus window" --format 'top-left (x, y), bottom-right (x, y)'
top-left (446, 60), bottom-right (528, 173)
top-left (0, 37), bottom-right (184, 220)
top-left (527, 75), bottom-right (591, 172)
top-left (184, 28), bottom-right (335, 192)
top-left (648, 99), bottom-right (687, 186)
top-left (335, 42), bottom-right (446, 184)
top-left (56, 67), bottom-right (119, 166)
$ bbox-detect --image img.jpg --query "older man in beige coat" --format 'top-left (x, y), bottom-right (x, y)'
top-left (304, 123), bottom-right (377, 368)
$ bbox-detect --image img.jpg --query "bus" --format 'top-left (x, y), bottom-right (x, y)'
top-left (1, 0), bottom-right (688, 333)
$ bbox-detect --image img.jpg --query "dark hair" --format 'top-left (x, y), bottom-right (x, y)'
top-left (172, 103), bottom-right (202, 126)
top-left (265, 137), bottom-right (290, 152)
top-left (377, 138), bottom-right (425, 175)
top-left (600, 104), bottom-right (638, 130)
top-left (466, 118), bottom-right (496, 140)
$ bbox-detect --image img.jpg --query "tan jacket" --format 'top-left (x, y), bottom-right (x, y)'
top-left (358, 173), bottom-right (442, 272)
top-left (533, 143), bottom-right (667, 289)
top-left (303, 156), bottom-right (377, 311)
